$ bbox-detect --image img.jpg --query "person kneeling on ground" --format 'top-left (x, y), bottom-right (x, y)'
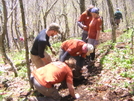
top-left (30, 58), bottom-right (80, 101)
top-left (59, 39), bottom-right (94, 78)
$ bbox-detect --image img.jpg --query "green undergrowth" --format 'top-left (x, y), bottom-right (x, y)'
top-left (0, 30), bottom-right (134, 100)
top-left (97, 29), bottom-right (134, 89)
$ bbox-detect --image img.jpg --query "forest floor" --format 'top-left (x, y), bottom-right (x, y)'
top-left (0, 29), bottom-right (134, 101)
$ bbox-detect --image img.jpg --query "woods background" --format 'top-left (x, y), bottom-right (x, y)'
top-left (1, 0), bottom-right (134, 50)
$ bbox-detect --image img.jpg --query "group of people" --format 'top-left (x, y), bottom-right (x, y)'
top-left (77, 5), bottom-right (102, 66)
top-left (29, 22), bottom-right (94, 100)
top-left (29, 5), bottom-right (123, 101)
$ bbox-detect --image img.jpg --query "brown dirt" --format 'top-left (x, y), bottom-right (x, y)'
top-left (0, 30), bottom-right (134, 101)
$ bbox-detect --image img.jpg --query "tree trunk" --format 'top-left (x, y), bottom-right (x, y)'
top-left (14, 5), bottom-right (22, 51)
top-left (115, 0), bottom-right (118, 8)
top-left (2, 0), bottom-right (18, 77)
top-left (79, 0), bottom-right (85, 14)
top-left (19, 0), bottom-right (32, 88)
top-left (42, 0), bottom-right (58, 28)
top-left (11, 0), bottom-right (20, 51)
top-left (106, 0), bottom-right (116, 43)
top-left (59, 0), bottom-right (70, 42)
top-left (123, 0), bottom-right (128, 29)
top-left (91, 0), bottom-right (97, 6)
top-left (72, 0), bottom-right (78, 36)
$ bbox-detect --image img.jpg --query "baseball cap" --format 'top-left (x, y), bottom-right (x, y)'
top-left (91, 7), bottom-right (99, 13)
top-left (116, 8), bottom-right (120, 11)
top-left (116, 8), bottom-right (119, 10)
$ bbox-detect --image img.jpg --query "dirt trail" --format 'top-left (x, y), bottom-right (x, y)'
top-left (0, 30), bottom-right (134, 101)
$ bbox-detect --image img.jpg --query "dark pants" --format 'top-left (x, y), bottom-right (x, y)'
top-left (90, 48), bottom-right (95, 61)
top-left (59, 49), bottom-right (84, 77)
top-left (30, 75), bottom-right (61, 101)
top-left (81, 30), bottom-right (88, 43)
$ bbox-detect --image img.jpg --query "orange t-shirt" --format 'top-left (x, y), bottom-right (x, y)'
top-left (32, 61), bottom-right (73, 88)
top-left (61, 39), bottom-right (86, 58)
top-left (88, 17), bottom-right (102, 39)
top-left (78, 11), bottom-right (92, 31)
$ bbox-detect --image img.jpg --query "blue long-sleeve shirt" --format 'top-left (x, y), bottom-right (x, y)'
top-left (31, 29), bottom-right (51, 58)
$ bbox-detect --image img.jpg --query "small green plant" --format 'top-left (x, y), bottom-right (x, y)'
top-left (0, 71), bottom-right (4, 76)
top-left (104, 29), bottom-right (112, 32)
top-left (120, 71), bottom-right (134, 79)
top-left (18, 66), bottom-right (27, 78)
top-left (0, 90), bottom-right (8, 101)
top-left (124, 82), bottom-right (130, 88)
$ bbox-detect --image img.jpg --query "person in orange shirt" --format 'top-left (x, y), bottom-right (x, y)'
top-left (59, 39), bottom-right (94, 78)
top-left (30, 58), bottom-right (80, 101)
top-left (77, 5), bottom-right (94, 43)
top-left (88, 7), bottom-right (102, 65)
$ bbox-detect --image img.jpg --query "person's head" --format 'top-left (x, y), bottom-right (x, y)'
top-left (47, 23), bottom-right (61, 37)
top-left (82, 43), bottom-right (94, 56)
top-left (116, 8), bottom-right (119, 11)
top-left (90, 7), bottom-right (99, 17)
top-left (87, 5), bottom-right (94, 16)
top-left (65, 58), bottom-right (76, 69)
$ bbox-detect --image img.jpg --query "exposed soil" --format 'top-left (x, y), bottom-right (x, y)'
top-left (0, 29), bottom-right (134, 101)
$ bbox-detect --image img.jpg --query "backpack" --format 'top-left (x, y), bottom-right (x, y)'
top-left (114, 11), bottom-right (122, 19)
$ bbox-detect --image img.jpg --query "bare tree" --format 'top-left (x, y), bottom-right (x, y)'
top-left (10, 0), bottom-right (21, 51)
top-left (1, 0), bottom-right (18, 77)
top-left (42, 0), bottom-right (58, 28)
top-left (77, 0), bottom-right (85, 14)
top-left (122, 0), bottom-right (128, 28)
top-left (72, 0), bottom-right (79, 36)
top-left (1, 0), bottom-right (134, 51)
top-left (19, 0), bottom-right (32, 88)
top-left (106, 0), bottom-right (116, 43)
top-left (59, 0), bottom-right (70, 42)
top-left (91, 0), bottom-right (97, 6)
top-left (115, 0), bottom-right (118, 8)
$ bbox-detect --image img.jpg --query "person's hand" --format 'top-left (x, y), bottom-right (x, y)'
top-left (52, 50), bottom-right (56, 56)
top-left (94, 40), bottom-right (99, 46)
top-left (50, 47), bottom-right (56, 56)
top-left (75, 93), bottom-right (80, 99)
top-left (83, 25), bottom-right (87, 30)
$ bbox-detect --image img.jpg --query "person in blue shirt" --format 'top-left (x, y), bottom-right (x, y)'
top-left (30, 23), bottom-right (61, 69)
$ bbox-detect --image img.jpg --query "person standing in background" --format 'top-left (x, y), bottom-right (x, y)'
top-left (77, 5), bottom-right (94, 43)
top-left (87, 7), bottom-right (102, 66)
top-left (114, 8), bottom-right (123, 28)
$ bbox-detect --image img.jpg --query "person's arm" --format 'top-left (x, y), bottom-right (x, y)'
top-left (49, 46), bottom-right (56, 55)
top-left (96, 30), bottom-right (100, 40)
top-left (60, 51), bottom-right (69, 62)
top-left (96, 18), bottom-right (102, 41)
top-left (67, 82), bottom-right (80, 99)
top-left (77, 21), bottom-right (87, 30)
